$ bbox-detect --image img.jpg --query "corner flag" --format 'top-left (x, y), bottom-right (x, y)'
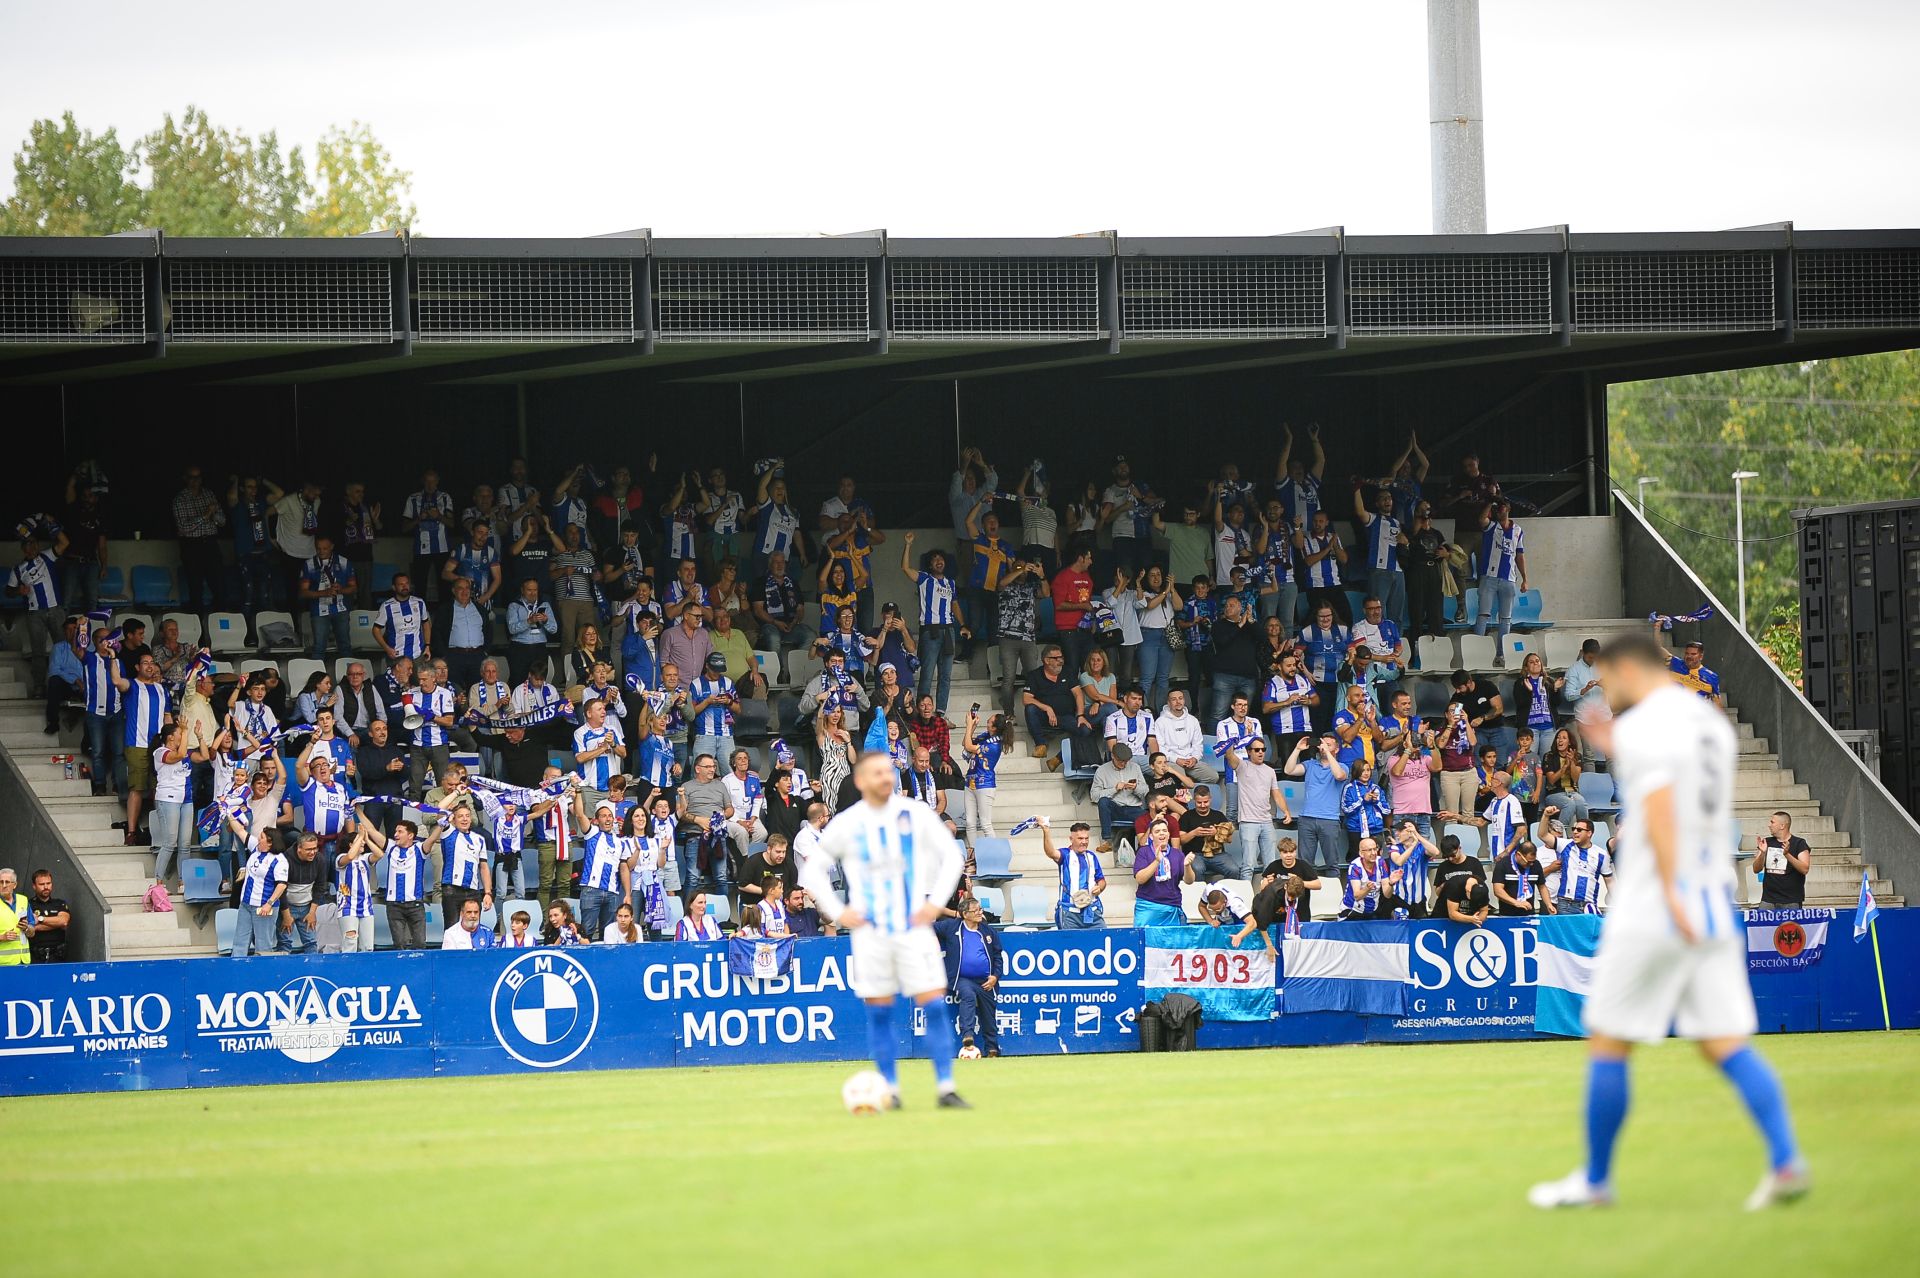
top-left (1853, 870), bottom-right (1880, 941)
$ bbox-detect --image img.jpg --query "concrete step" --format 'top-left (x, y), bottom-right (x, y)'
top-left (34, 800), bottom-right (124, 831)
top-left (1734, 754), bottom-right (1780, 771)
top-left (1733, 800), bottom-right (1822, 819)
top-left (1736, 813), bottom-right (1834, 835)
top-left (1735, 779), bottom-right (1809, 801)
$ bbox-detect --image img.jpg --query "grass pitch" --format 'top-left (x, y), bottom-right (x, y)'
top-left (5, 1032), bottom-right (1913, 1277)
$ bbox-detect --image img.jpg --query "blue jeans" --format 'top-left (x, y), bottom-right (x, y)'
top-left (1368, 569), bottom-right (1407, 631)
top-left (217, 826), bottom-right (244, 884)
top-left (1096, 798), bottom-right (1144, 843)
top-left (1260, 582), bottom-right (1300, 630)
top-left (1484, 726), bottom-right (1518, 768)
top-left (231, 909), bottom-right (278, 957)
top-left (917, 624), bottom-right (956, 713)
top-left (276, 904), bottom-right (319, 952)
top-left (1137, 628), bottom-right (1173, 712)
top-left (580, 885), bottom-right (621, 941)
top-left (1209, 672), bottom-right (1256, 726)
top-left (86, 711), bottom-right (125, 796)
top-left (1056, 903), bottom-right (1105, 929)
top-left (681, 840), bottom-right (732, 901)
top-left (1295, 816), bottom-right (1345, 869)
top-left (953, 975), bottom-right (998, 1051)
top-left (312, 610), bottom-right (351, 661)
top-left (1233, 823), bottom-right (1275, 878)
top-left (1543, 788), bottom-right (1589, 827)
top-left (1474, 576), bottom-right (1517, 642)
top-left (690, 735), bottom-right (735, 771)
top-left (151, 800), bottom-right (196, 882)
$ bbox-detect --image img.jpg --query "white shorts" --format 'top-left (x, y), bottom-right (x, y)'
top-left (1583, 930), bottom-right (1757, 1043)
top-left (849, 926), bottom-right (946, 1001)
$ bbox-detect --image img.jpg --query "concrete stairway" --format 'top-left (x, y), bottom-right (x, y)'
top-left (0, 654), bottom-right (207, 959)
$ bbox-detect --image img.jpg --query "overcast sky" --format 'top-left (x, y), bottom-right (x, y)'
top-left (2, 0), bottom-right (1914, 239)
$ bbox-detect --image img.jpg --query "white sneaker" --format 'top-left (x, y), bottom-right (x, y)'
top-left (1744, 1163), bottom-right (1811, 1211)
top-left (1528, 1170), bottom-right (1614, 1209)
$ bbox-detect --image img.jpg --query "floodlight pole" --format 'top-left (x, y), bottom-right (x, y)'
top-left (1636, 476), bottom-right (1660, 513)
top-left (1733, 470), bottom-right (1760, 632)
top-left (1428, 0), bottom-right (1487, 234)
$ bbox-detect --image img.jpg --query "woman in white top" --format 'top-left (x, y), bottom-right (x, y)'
top-left (676, 890), bottom-right (724, 941)
top-left (151, 720), bottom-right (210, 890)
top-left (602, 901), bottom-right (644, 944)
top-left (1102, 565), bottom-right (1143, 694)
top-left (1134, 564), bottom-right (1182, 713)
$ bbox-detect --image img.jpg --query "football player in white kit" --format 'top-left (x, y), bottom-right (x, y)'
top-left (1530, 633), bottom-right (1807, 1211)
top-left (800, 751), bottom-right (971, 1109)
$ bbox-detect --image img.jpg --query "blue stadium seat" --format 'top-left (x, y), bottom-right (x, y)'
top-left (214, 907), bottom-right (239, 955)
top-left (501, 899), bottom-right (541, 937)
top-left (96, 565), bottom-right (130, 606)
top-left (423, 902), bottom-right (445, 944)
top-left (1007, 884), bottom-right (1054, 929)
top-left (970, 837), bottom-right (1020, 888)
top-left (1578, 772), bottom-right (1619, 814)
top-left (1446, 588), bottom-right (1479, 631)
top-left (1060, 738), bottom-right (1098, 782)
top-left (706, 897), bottom-right (731, 926)
top-left (182, 858), bottom-right (225, 905)
top-left (132, 565), bottom-right (179, 608)
top-left (973, 885), bottom-right (1006, 920)
top-left (1511, 589), bottom-right (1554, 632)
top-left (663, 895), bottom-right (687, 932)
top-left (373, 909), bottom-right (393, 949)
top-left (1445, 824), bottom-right (1482, 859)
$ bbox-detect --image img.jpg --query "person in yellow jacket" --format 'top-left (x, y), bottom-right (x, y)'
top-left (0, 867), bottom-right (37, 966)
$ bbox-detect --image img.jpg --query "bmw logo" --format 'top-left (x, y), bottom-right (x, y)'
top-left (490, 951), bottom-right (600, 1069)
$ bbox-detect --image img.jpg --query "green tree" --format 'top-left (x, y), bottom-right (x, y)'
top-left (0, 111), bottom-right (140, 235)
top-left (1610, 349), bottom-right (1920, 638)
top-left (0, 106), bottom-right (414, 237)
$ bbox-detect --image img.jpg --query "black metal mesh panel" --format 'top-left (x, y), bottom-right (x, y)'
top-left (0, 257), bottom-right (146, 343)
top-left (655, 257), bottom-right (870, 343)
top-left (413, 258), bottom-right (634, 343)
top-left (889, 257), bottom-right (1099, 340)
top-left (1574, 252), bottom-right (1775, 332)
top-left (1795, 249), bottom-right (1920, 329)
top-left (1347, 254), bottom-right (1552, 336)
top-left (1119, 256), bottom-right (1325, 339)
top-left (167, 258), bottom-right (392, 344)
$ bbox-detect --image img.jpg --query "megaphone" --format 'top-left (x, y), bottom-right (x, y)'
top-left (402, 708), bottom-right (425, 732)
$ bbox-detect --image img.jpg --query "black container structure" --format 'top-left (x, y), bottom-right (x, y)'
top-left (1796, 498), bottom-right (1920, 817)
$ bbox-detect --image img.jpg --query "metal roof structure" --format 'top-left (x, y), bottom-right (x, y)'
top-left (2, 225), bottom-right (1917, 388)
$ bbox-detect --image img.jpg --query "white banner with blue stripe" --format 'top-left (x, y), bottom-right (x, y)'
top-left (1534, 913), bottom-right (1603, 1037)
top-left (1142, 926), bottom-right (1276, 1021)
top-left (1281, 922), bottom-right (1410, 1016)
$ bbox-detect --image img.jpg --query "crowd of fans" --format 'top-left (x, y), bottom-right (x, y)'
top-left (4, 431), bottom-right (1747, 957)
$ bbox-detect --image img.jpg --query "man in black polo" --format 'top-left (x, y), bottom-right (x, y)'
top-left (1021, 643), bottom-right (1079, 771)
top-left (1752, 810), bottom-right (1812, 907)
top-left (27, 869), bottom-right (69, 963)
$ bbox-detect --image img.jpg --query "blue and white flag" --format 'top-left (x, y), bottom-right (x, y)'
top-left (727, 934), bottom-right (795, 980)
top-left (1535, 913), bottom-right (1604, 1037)
top-left (1746, 907), bottom-right (1835, 971)
top-left (1854, 871), bottom-right (1880, 941)
top-left (1280, 921), bottom-right (1409, 1017)
top-left (1142, 925), bottom-right (1277, 1022)
top-left (1649, 604), bottom-right (1714, 630)
top-left (1006, 816), bottom-right (1043, 839)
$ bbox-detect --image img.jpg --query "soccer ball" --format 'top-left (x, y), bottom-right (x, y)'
top-left (842, 1069), bottom-right (892, 1115)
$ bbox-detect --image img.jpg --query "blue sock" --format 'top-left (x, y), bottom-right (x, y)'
top-left (921, 999), bottom-right (957, 1091)
top-left (1720, 1047), bottom-right (1799, 1171)
top-left (1585, 1058), bottom-right (1630, 1187)
top-left (865, 1001), bottom-right (898, 1089)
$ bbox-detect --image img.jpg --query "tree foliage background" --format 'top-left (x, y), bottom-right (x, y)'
top-left (1610, 349), bottom-right (1920, 656)
top-left (0, 107), bottom-right (415, 237)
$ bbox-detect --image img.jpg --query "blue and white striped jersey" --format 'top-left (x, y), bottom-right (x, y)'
top-left (916, 573), bottom-right (957, 626)
top-left (1481, 793), bottom-right (1526, 858)
top-left (438, 829), bottom-right (489, 889)
top-left (1300, 531), bottom-right (1342, 588)
top-left (1476, 520), bottom-right (1525, 583)
top-left (239, 848), bottom-right (288, 909)
top-left (403, 489), bottom-right (454, 555)
top-left (803, 794), bottom-right (964, 937)
top-left (303, 554), bottom-right (353, 618)
top-left (122, 680), bottom-right (167, 749)
top-left (298, 778), bottom-right (354, 837)
top-left (381, 840), bottom-right (428, 903)
top-left (753, 503), bottom-right (801, 557)
top-left (1549, 840), bottom-right (1612, 909)
top-left (412, 685), bottom-right (455, 748)
top-left (376, 596), bottom-right (429, 657)
top-left (688, 676), bottom-right (736, 737)
top-left (337, 853), bottom-right (375, 918)
top-left (6, 551), bottom-right (59, 609)
top-left (1362, 511), bottom-right (1402, 573)
top-left (638, 733), bottom-right (676, 787)
top-left (579, 829), bottom-right (632, 893)
top-left (1392, 839), bottom-right (1432, 906)
top-left (1265, 673), bottom-right (1314, 735)
top-left (574, 720), bottom-right (625, 790)
top-left (83, 652), bottom-right (121, 717)
top-left (1275, 475), bottom-right (1321, 528)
